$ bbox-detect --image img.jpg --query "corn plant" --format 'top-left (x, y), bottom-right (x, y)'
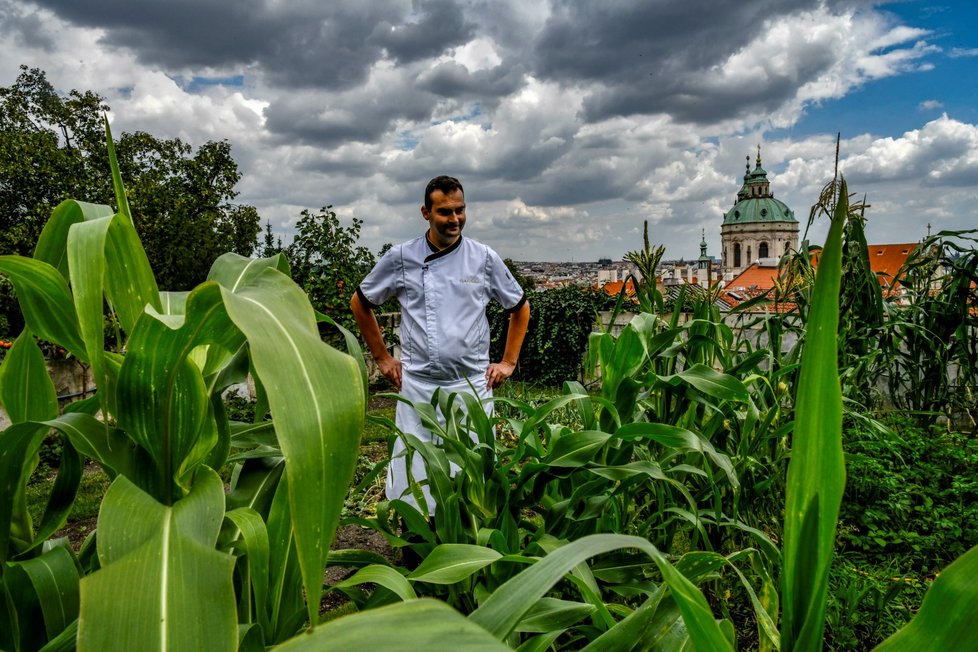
top-left (587, 287), bottom-right (794, 557)
top-left (0, 120), bottom-right (365, 650)
top-left (5, 117), bottom-right (978, 649)
top-left (620, 219), bottom-right (666, 315)
top-left (885, 229), bottom-right (978, 425)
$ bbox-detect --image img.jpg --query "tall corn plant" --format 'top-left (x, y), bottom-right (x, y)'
top-left (0, 119), bottom-right (364, 650)
top-left (590, 245), bottom-right (789, 555)
top-left (886, 229), bottom-right (978, 424)
top-left (780, 181), bottom-right (978, 651)
top-left (778, 178), bottom-right (848, 652)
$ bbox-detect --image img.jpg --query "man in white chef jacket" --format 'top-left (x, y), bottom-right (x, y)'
top-left (351, 175), bottom-right (530, 515)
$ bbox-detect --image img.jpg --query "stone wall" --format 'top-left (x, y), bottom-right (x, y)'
top-left (0, 359), bottom-right (94, 430)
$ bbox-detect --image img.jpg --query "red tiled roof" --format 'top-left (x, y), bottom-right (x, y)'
top-left (724, 264), bottom-right (781, 293)
top-left (722, 242), bottom-right (920, 311)
top-left (598, 278), bottom-right (639, 297)
top-left (867, 243), bottom-right (917, 287)
top-left (726, 242), bottom-right (918, 296)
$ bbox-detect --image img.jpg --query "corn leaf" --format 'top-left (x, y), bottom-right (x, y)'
top-left (116, 282), bottom-right (244, 501)
top-left (52, 412), bottom-right (145, 482)
top-left (25, 439), bottom-right (82, 554)
top-left (66, 215), bottom-right (112, 417)
top-left (34, 200), bottom-right (113, 280)
top-left (225, 508), bottom-right (272, 633)
top-left (407, 544), bottom-right (502, 585)
top-left (469, 534), bottom-right (731, 650)
top-left (0, 422), bottom-right (49, 562)
top-left (104, 116), bottom-right (133, 226)
top-left (219, 265), bottom-right (364, 629)
top-left (5, 545), bottom-right (79, 643)
top-left (0, 329), bottom-right (58, 423)
top-left (275, 599), bottom-right (508, 651)
top-left (78, 468), bottom-right (237, 651)
top-left (544, 430), bottom-right (612, 467)
top-left (103, 213), bottom-right (162, 334)
top-left (263, 473), bottom-right (305, 642)
top-left (335, 564), bottom-right (417, 602)
top-left (781, 183), bottom-right (847, 651)
top-left (581, 587), bottom-right (684, 652)
top-left (207, 251), bottom-right (290, 290)
top-left (874, 544), bottom-right (978, 652)
top-left (0, 256), bottom-right (86, 360)
top-left (615, 422), bottom-right (737, 488)
top-left (666, 363), bottom-right (749, 402)
top-left (514, 597), bottom-right (595, 633)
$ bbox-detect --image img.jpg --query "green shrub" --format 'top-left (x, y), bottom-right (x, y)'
top-left (488, 285), bottom-right (615, 385)
top-left (0, 119), bottom-right (366, 649)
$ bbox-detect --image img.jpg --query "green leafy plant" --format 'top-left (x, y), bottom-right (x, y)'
top-left (336, 179), bottom-right (978, 650)
top-left (0, 119), bottom-right (365, 650)
top-left (886, 229), bottom-right (978, 425)
top-left (4, 114), bottom-right (978, 650)
top-left (840, 415), bottom-right (978, 573)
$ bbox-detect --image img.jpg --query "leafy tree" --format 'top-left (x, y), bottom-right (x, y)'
top-left (0, 66), bottom-right (261, 333)
top-left (0, 66), bottom-right (110, 257)
top-left (115, 133), bottom-right (261, 289)
top-left (286, 205), bottom-right (376, 339)
top-left (503, 257), bottom-right (536, 292)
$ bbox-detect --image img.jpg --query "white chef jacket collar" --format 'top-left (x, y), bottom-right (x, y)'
top-left (424, 233), bottom-right (463, 263)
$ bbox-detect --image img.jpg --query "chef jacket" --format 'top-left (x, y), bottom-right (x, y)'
top-left (357, 234), bottom-right (526, 382)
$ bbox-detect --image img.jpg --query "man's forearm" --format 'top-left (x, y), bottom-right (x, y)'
top-left (501, 301), bottom-right (530, 364)
top-left (350, 293), bottom-right (390, 362)
top-left (351, 292), bottom-right (402, 390)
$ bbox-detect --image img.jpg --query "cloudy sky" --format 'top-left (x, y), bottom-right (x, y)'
top-left (2, 0), bottom-right (976, 262)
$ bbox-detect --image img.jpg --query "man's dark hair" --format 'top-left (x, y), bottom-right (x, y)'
top-left (424, 175), bottom-right (464, 211)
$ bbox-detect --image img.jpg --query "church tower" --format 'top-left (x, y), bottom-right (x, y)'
top-left (720, 146), bottom-right (798, 279)
top-left (697, 229), bottom-right (711, 284)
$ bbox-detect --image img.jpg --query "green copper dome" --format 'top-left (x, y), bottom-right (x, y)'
top-left (722, 146), bottom-right (797, 226)
top-left (723, 196), bottom-right (796, 224)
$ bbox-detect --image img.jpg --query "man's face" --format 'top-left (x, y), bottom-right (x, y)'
top-left (422, 189), bottom-right (466, 249)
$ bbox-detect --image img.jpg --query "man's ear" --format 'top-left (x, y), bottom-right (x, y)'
top-left (421, 204), bottom-right (430, 221)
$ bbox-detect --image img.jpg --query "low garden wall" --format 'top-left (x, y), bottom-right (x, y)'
top-left (0, 359), bottom-right (94, 430)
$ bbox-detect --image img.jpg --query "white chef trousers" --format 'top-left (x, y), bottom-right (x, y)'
top-left (386, 370), bottom-right (493, 516)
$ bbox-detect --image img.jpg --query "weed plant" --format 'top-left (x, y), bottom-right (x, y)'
top-left (839, 414), bottom-right (978, 574)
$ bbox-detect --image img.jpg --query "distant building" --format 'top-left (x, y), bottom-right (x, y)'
top-left (697, 229), bottom-right (712, 285)
top-left (721, 146), bottom-right (799, 279)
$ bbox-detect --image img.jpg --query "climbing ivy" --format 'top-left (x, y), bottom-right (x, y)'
top-left (488, 285), bottom-right (617, 386)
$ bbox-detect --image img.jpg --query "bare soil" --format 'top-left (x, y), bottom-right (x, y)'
top-left (55, 516), bottom-right (98, 550)
top-left (321, 524), bottom-right (395, 612)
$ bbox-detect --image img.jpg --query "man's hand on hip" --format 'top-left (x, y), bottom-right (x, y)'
top-left (377, 354), bottom-right (402, 391)
top-left (486, 360), bottom-right (516, 389)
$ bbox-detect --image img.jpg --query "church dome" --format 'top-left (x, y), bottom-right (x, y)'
top-left (722, 146), bottom-right (797, 225)
top-left (723, 196), bottom-right (796, 225)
